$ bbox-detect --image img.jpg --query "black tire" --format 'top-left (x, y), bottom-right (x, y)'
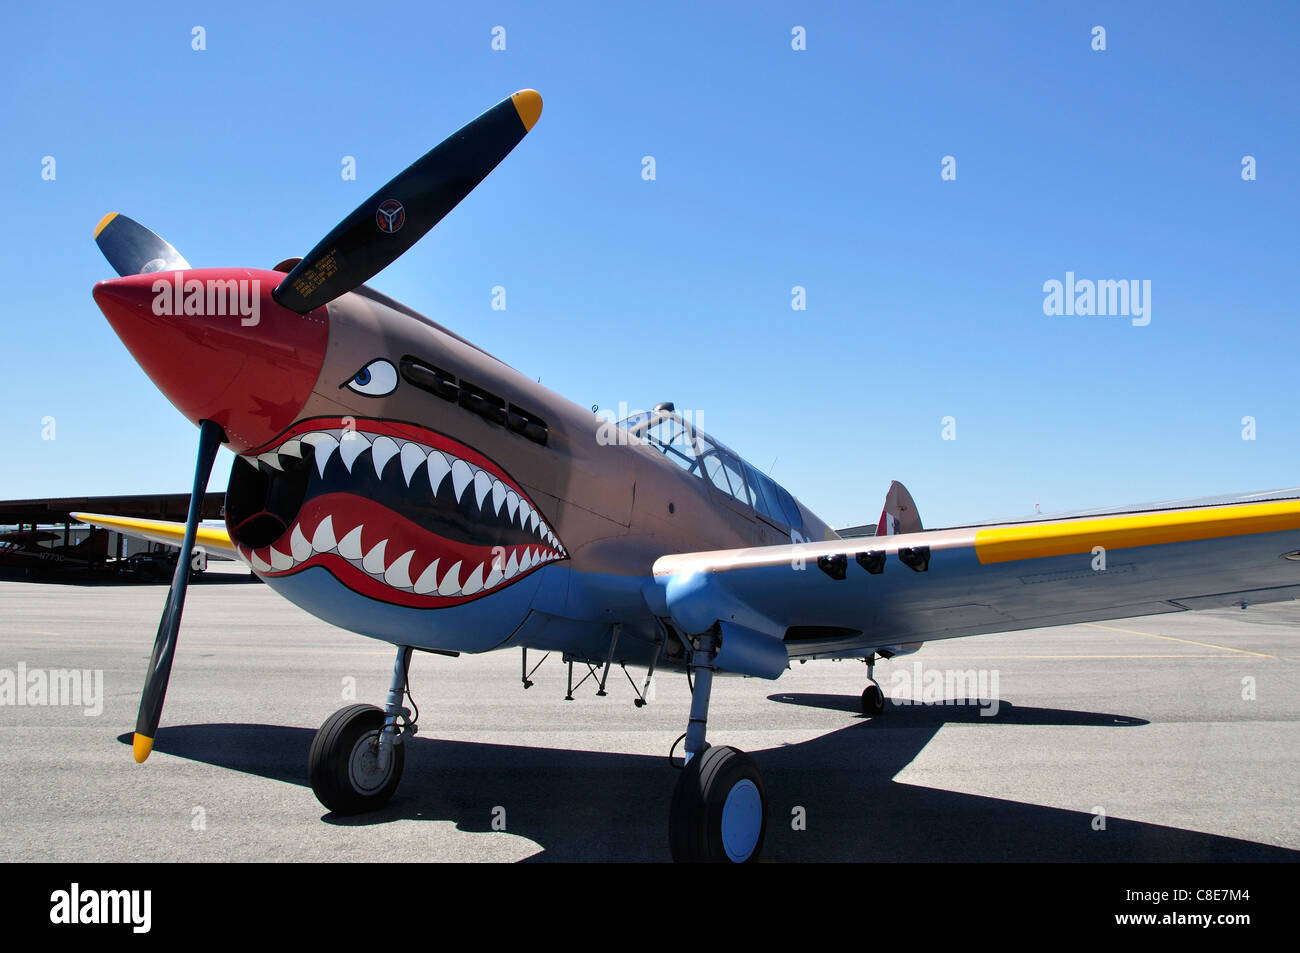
top-left (861, 684), bottom-right (885, 716)
top-left (308, 704), bottom-right (404, 815)
top-left (669, 745), bottom-right (766, 863)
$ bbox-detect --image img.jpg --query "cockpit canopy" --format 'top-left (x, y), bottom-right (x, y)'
top-left (617, 405), bottom-right (804, 531)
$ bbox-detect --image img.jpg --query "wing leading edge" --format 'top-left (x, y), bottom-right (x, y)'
top-left (650, 497), bottom-right (1300, 672)
top-left (72, 512), bottom-right (239, 560)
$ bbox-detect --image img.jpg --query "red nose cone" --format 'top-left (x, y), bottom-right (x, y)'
top-left (93, 268), bottom-right (329, 453)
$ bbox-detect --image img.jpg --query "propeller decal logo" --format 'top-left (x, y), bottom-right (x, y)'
top-left (375, 199), bottom-right (406, 234)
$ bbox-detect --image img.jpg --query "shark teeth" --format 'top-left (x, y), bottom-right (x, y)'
top-left (384, 550), bottom-right (416, 590)
top-left (437, 560), bottom-right (463, 597)
top-left (413, 558), bottom-right (441, 595)
top-left (338, 431), bottom-right (371, 472)
top-left (362, 539), bottom-right (387, 576)
top-left (249, 518), bottom-right (563, 598)
top-left (427, 451), bottom-right (451, 495)
top-left (300, 432), bottom-right (339, 477)
top-left (270, 428), bottom-right (563, 550)
top-left (370, 435), bottom-right (400, 478)
top-left (460, 562), bottom-right (485, 596)
top-left (290, 524), bottom-right (312, 562)
top-left (472, 470), bottom-right (493, 509)
top-left (400, 442), bottom-right (427, 485)
top-left (450, 459), bottom-right (474, 502)
top-left (241, 427), bottom-right (571, 588)
top-left (311, 515), bottom-right (336, 552)
top-left (337, 524), bottom-right (365, 560)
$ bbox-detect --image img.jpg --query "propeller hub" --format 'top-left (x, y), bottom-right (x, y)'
top-left (92, 268), bottom-right (329, 453)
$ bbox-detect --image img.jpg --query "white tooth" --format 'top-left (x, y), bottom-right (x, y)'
top-left (338, 432), bottom-right (371, 472)
top-left (370, 435), bottom-right (399, 478)
top-left (257, 452), bottom-right (284, 471)
top-left (528, 510), bottom-right (540, 535)
top-left (414, 559), bottom-right (440, 594)
top-left (504, 551), bottom-right (519, 579)
top-left (506, 491), bottom-right (520, 522)
top-left (484, 564), bottom-right (505, 589)
top-left (269, 546), bottom-right (293, 571)
top-left (384, 550), bottom-right (416, 589)
top-left (451, 459), bottom-right (474, 502)
top-left (400, 442), bottom-right (426, 486)
top-left (472, 470), bottom-right (493, 510)
top-left (426, 451), bottom-right (451, 495)
top-left (337, 525), bottom-right (365, 560)
top-left (311, 516), bottom-right (336, 552)
top-left (301, 432), bottom-right (339, 477)
top-left (438, 560), bottom-right (463, 596)
top-left (517, 503), bottom-right (532, 531)
top-left (460, 562), bottom-right (485, 596)
top-left (491, 479), bottom-right (507, 515)
top-left (250, 550), bottom-right (272, 573)
top-left (363, 540), bottom-right (388, 575)
top-left (523, 549), bottom-right (536, 571)
top-left (290, 524), bottom-right (312, 562)
top-left (278, 439), bottom-right (303, 459)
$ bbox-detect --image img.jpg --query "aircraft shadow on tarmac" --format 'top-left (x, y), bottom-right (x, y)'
top-left (118, 699), bottom-right (1298, 862)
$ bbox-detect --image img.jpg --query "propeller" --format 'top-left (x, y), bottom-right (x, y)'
top-left (93, 213), bottom-right (190, 276)
top-left (131, 419), bottom-right (224, 762)
top-left (272, 88), bottom-right (542, 313)
top-left (95, 89), bottom-right (543, 760)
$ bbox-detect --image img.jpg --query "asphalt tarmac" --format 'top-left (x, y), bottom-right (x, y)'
top-left (1, 564), bottom-right (1296, 862)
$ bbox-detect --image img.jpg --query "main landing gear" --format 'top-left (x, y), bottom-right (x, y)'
top-left (309, 645), bottom-right (416, 815)
top-left (861, 654), bottom-right (885, 716)
top-left (668, 631), bottom-right (767, 863)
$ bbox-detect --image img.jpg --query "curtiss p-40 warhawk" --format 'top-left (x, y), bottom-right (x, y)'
top-left (78, 89), bottom-right (1300, 863)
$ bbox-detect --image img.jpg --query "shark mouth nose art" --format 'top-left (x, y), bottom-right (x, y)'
top-left (224, 417), bottom-right (566, 607)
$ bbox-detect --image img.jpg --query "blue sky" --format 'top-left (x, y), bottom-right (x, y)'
top-left (2, 1), bottom-right (1297, 529)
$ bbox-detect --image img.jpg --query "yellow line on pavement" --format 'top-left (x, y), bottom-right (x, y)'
top-left (1083, 622), bottom-right (1275, 659)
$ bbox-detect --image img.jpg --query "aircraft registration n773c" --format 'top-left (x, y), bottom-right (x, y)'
top-left (76, 89), bottom-right (1300, 863)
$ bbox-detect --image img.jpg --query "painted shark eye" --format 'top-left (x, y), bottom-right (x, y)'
top-left (343, 359), bottom-right (397, 396)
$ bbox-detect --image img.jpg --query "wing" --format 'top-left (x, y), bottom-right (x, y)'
top-left (72, 513), bottom-right (239, 560)
top-left (649, 494), bottom-right (1300, 677)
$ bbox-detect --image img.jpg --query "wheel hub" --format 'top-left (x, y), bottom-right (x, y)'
top-left (347, 729), bottom-right (392, 794)
top-left (720, 778), bottom-right (763, 862)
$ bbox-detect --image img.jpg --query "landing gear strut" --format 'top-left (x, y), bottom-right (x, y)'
top-left (668, 631), bottom-right (767, 863)
top-left (861, 655), bottom-right (885, 716)
top-left (308, 645), bottom-right (416, 815)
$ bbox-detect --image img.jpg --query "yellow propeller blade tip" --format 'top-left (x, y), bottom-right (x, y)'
top-left (511, 89), bottom-right (543, 132)
top-left (132, 733), bottom-right (153, 763)
top-left (93, 212), bottom-right (118, 240)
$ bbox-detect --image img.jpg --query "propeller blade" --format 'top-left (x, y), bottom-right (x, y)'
top-left (272, 89), bottom-right (543, 314)
top-left (94, 213), bottom-right (191, 276)
top-left (132, 418), bottom-right (224, 763)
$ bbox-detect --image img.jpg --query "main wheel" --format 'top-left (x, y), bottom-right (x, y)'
top-left (669, 745), bottom-right (766, 863)
top-left (308, 703), bottom-right (404, 815)
top-left (861, 683), bottom-right (885, 716)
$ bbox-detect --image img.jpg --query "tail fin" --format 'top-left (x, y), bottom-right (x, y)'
top-left (875, 480), bottom-right (922, 536)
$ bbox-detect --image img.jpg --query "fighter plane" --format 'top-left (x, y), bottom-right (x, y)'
top-left (77, 89), bottom-right (1300, 863)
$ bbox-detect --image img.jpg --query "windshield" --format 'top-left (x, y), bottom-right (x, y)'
top-left (618, 409), bottom-right (803, 529)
